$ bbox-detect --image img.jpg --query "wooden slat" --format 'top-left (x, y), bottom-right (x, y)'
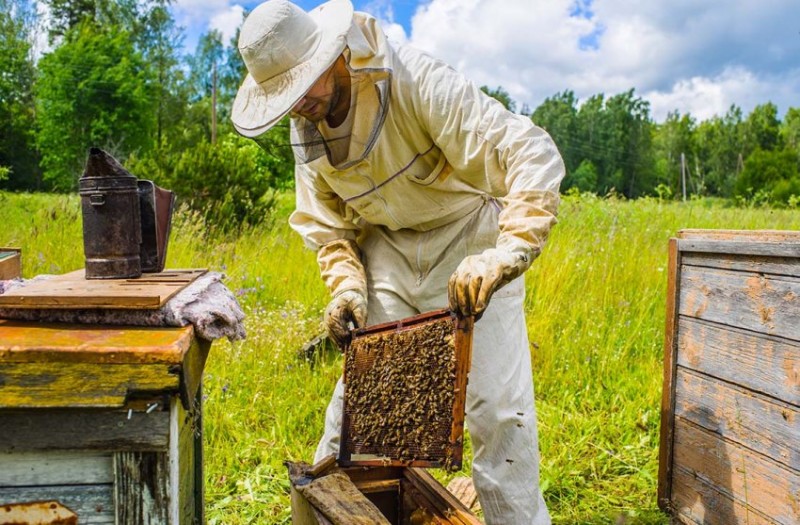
top-left (0, 361), bottom-right (180, 408)
top-left (677, 239), bottom-right (800, 258)
top-left (682, 252), bottom-right (800, 278)
top-left (114, 451), bottom-right (170, 525)
top-left (677, 317), bottom-right (800, 405)
top-left (0, 321), bottom-right (194, 365)
top-left (671, 466), bottom-right (777, 525)
top-left (678, 229), bottom-right (800, 243)
top-left (658, 238), bottom-right (681, 509)
top-left (0, 450), bottom-right (113, 487)
top-left (679, 265), bottom-right (800, 340)
top-left (0, 484), bottom-right (114, 525)
top-left (0, 268), bottom-right (206, 309)
top-left (404, 469), bottom-right (483, 525)
top-left (673, 418), bottom-right (800, 523)
top-left (0, 408), bottom-right (170, 452)
top-left (674, 368), bottom-right (800, 469)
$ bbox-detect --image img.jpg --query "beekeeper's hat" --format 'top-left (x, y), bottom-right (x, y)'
top-left (231, 0), bottom-right (353, 137)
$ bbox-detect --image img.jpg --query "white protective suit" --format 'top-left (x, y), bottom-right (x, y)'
top-left (288, 12), bottom-right (565, 525)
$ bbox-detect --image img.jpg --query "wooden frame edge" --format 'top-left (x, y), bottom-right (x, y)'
top-left (657, 237), bottom-right (681, 512)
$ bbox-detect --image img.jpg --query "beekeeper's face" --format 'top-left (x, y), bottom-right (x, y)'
top-left (291, 60), bottom-right (341, 123)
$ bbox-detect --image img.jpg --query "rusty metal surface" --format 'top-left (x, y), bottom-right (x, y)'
top-left (0, 500), bottom-right (78, 525)
top-left (80, 148), bottom-right (142, 280)
top-left (0, 320), bottom-right (194, 364)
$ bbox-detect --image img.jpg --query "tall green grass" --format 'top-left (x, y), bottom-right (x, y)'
top-left (2, 191), bottom-right (798, 524)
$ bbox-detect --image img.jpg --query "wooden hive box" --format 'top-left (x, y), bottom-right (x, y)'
top-left (0, 269), bottom-right (212, 524)
top-left (288, 459), bottom-right (482, 525)
top-left (658, 229), bottom-right (800, 525)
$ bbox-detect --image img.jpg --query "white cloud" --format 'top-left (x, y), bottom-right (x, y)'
top-left (404, 0), bottom-right (800, 121)
top-left (210, 5), bottom-right (245, 44)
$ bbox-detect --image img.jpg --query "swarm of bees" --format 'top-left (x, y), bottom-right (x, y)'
top-left (344, 318), bottom-right (457, 464)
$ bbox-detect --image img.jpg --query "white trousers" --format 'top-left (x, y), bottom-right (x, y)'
top-left (314, 199), bottom-right (551, 525)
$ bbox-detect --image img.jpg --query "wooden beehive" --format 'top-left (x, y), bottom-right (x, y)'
top-left (288, 460), bottom-right (482, 525)
top-left (340, 309), bottom-right (473, 471)
top-left (0, 272), bottom-right (212, 524)
top-left (658, 229), bottom-right (800, 525)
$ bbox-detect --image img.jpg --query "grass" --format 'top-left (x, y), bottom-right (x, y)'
top-left (2, 190), bottom-right (798, 524)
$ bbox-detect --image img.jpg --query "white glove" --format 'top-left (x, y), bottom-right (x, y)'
top-left (324, 290), bottom-right (368, 348)
top-left (448, 247), bottom-right (530, 317)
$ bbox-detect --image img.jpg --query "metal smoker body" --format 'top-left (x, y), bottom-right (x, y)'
top-left (80, 148), bottom-right (142, 279)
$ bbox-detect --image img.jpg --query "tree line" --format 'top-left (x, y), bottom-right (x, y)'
top-left (2, 0), bottom-right (799, 230)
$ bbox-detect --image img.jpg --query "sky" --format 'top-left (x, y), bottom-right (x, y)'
top-left (172, 0), bottom-right (800, 122)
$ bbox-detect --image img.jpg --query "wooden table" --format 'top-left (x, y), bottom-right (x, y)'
top-left (0, 320), bottom-right (211, 524)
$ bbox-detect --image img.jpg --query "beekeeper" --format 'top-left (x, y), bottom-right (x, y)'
top-left (232, 0), bottom-right (565, 523)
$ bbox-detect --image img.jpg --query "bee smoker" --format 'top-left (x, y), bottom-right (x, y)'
top-left (79, 148), bottom-right (175, 279)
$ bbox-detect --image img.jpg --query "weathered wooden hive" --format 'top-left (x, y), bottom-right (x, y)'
top-left (0, 271), bottom-right (211, 524)
top-left (659, 229), bottom-right (800, 525)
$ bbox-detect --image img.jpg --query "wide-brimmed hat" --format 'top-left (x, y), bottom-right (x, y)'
top-left (231, 0), bottom-right (353, 137)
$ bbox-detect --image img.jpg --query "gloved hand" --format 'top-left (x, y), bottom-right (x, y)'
top-left (448, 247), bottom-right (530, 317)
top-left (324, 290), bottom-right (368, 348)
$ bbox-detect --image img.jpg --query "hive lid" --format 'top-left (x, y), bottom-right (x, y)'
top-left (0, 268), bottom-right (206, 309)
top-left (339, 309), bottom-right (474, 472)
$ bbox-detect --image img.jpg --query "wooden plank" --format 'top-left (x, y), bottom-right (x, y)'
top-left (0, 484), bottom-right (114, 524)
top-left (673, 417), bottom-right (800, 523)
top-left (678, 229), bottom-right (800, 243)
top-left (671, 466), bottom-right (777, 525)
top-left (177, 393), bottom-right (201, 524)
top-left (679, 265), bottom-right (800, 340)
top-left (677, 317), bottom-right (800, 405)
top-left (674, 368), bottom-right (800, 469)
top-left (0, 450), bottom-right (112, 486)
top-left (114, 451), bottom-right (170, 525)
top-left (682, 252), bottom-right (800, 279)
top-left (658, 238), bottom-right (681, 510)
top-left (0, 321), bottom-right (195, 365)
top-left (403, 469), bottom-right (483, 525)
top-left (0, 361), bottom-right (180, 408)
top-left (0, 248), bottom-right (21, 280)
top-left (677, 239), bottom-right (800, 258)
top-left (0, 408), bottom-right (170, 452)
top-left (179, 337), bottom-right (211, 408)
top-left (0, 269), bottom-right (206, 309)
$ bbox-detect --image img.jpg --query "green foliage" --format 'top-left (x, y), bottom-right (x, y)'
top-left (533, 90), bottom-right (580, 173)
top-left (35, 21), bottom-right (155, 191)
top-left (480, 85), bottom-right (517, 112)
top-left (743, 102), bottom-right (782, 153)
top-left (566, 159), bottom-right (598, 193)
top-left (736, 147), bottom-right (800, 205)
top-left (128, 133), bottom-right (281, 229)
top-left (0, 0), bottom-right (40, 190)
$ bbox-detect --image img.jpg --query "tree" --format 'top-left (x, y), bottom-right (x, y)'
top-left (780, 107), bottom-right (800, 154)
top-left (0, 0), bottom-right (40, 189)
top-left (653, 111), bottom-right (696, 197)
top-left (743, 102), bottom-right (782, 153)
top-left (35, 21), bottom-right (155, 190)
top-left (736, 147), bottom-right (800, 204)
top-left (694, 105), bottom-right (744, 197)
top-left (480, 85), bottom-right (516, 113)
top-left (532, 91), bottom-right (579, 175)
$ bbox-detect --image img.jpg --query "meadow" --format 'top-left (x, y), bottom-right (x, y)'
top-left (2, 190), bottom-right (798, 524)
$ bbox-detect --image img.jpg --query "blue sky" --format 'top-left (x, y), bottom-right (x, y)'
top-left (172, 0), bottom-right (800, 122)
